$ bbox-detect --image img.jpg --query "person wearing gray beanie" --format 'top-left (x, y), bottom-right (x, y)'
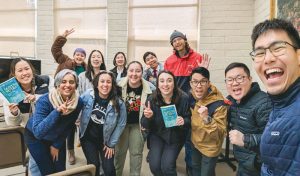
top-left (164, 30), bottom-right (211, 175)
top-left (170, 30), bottom-right (187, 44)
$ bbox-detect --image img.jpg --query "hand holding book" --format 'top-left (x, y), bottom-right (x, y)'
top-left (8, 103), bottom-right (19, 116)
top-left (175, 116), bottom-right (184, 126)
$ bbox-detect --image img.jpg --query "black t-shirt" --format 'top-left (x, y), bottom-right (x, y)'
top-left (85, 93), bottom-right (109, 143)
top-left (126, 84), bottom-right (142, 124)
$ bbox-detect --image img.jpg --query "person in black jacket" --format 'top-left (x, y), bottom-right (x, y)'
top-left (110, 52), bottom-right (127, 83)
top-left (141, 70), bottom-right (191, 176)
top-left (224, 62), bottom-right (272, 176)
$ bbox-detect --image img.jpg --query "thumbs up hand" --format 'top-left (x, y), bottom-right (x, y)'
top-left (143, 101), bottom-right (153, 118)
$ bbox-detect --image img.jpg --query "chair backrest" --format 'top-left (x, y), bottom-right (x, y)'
top-left (49, 164), bottom-right (96, 176)
top-left (0, 126), bottom-right (26, 169)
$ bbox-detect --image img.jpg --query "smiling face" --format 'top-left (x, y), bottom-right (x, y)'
top-left (127, 63), bottom-right (143, 87)
top-left (145, 54), bottom-right (158, 69)
top-left (225, 67), bottom-right (252, 103)
top-left (97, 73), bottom-right (112, 99)
top-left (90, 51), bottom-right (103, 68)
top-left (14, 60), bottom-right (34, 87)
top-left (253, 30), bottom-right (300, 95)
top-left (158, 73), bottom-right (174, 98)
top-left (190, 73), bottom-right (210, 100)
top-left (115, 53), bottom-right (126, 67)
top-left (57, 73), bottom-right (77, 100)
top-left (73, 52), bottom-right (86, 65)
top-left (172, 37), bottom-right (186, 52)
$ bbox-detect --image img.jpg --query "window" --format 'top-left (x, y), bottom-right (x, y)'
top-left (128, 0), bottom-right (199, 64)
top-left (0, 0), bottom-right (36, 57)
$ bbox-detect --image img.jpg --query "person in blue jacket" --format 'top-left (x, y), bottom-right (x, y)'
top-left (24, 69), bottom-right (83, 175)
top-left (79, 71), bottom-right (126, 176)
top-left (251, 18), bottom-right (300, 175)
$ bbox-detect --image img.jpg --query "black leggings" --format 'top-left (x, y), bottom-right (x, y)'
top-left (148, 134), bottom-right (184, 176)
top-left (80, 137), bottom-right (116, 176)
top-left (67, 123), bottom-right (76, 150)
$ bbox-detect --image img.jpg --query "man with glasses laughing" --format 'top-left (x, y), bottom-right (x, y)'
top-left (251, 19), bottom-right (300, 175)
top-left (189, 67), bottom-right (227, 176)
top-left (225, 62), bottom-right (272, 176)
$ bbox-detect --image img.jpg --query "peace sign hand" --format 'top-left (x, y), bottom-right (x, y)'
top-left (57, 97), bottom-right (74, 114)
top-left (143, 101), bottom-right (153, 118)
top-left (62, 28), bottom-right (75, 38)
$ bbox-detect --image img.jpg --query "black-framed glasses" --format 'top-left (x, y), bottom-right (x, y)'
top-left (190, 80), bottom-right (208, 87)
top-left (250, 41), bottom-right (298, 63)
top-left (225, 75), bottom-right (247, 85)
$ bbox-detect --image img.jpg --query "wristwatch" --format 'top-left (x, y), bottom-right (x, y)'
top-left (203, 115), bottom-right (212, 125)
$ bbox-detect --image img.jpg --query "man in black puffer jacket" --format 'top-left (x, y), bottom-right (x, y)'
top-left (225, 62), bottom-right (272, 176)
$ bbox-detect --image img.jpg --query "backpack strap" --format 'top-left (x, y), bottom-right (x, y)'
top-left (206, 100), bottom-right (224, 117)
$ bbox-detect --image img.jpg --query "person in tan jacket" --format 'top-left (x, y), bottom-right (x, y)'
top-left (189, 67), bottom-right (227, 176)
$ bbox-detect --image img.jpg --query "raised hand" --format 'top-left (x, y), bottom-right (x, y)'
top-left (143, 101), bottom-right (153, 118)
top-left (198, 105), bottom-right (210, 124)
top-left (196, 53), bottom-right (211, 69)
top-left (50, 146), bottom-right (59, 162)
top-left (176, 116), bottom-right (184, 126)
top-left (197, 105), bottom-right (208, 116)
top-left (103, 145), bottom-right (114, 159)
top-left (62, 28), bottom-right (75, 38)
top-left (8, 104), bottom-right (19, 116)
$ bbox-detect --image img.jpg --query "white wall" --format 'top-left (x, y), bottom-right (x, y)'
top-left (199, 0), bottom-right (255, 94)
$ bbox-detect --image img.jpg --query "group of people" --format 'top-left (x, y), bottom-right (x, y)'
top-left (1, 18), bottom-right (300, 176)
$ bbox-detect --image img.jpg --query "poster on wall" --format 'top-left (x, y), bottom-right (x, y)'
top-left (270, 0), bottom-right (300, 34)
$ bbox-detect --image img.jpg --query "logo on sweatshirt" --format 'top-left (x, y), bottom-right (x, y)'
top-left (271, 131), bottom-right (280, 136)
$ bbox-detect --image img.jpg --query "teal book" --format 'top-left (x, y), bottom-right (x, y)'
top-left (0, 77), bottom-right (26, 104)
top-left (160, 104), bottom-right (178, 128)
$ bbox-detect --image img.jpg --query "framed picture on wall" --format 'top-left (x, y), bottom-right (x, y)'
top-left (270, 0), bottom-right (300, 34)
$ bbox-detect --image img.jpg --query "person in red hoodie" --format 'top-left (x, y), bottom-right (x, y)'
top-left (164, 30), bottom-right (211, 175)
top-left (164, 30), bottom-right (210, 92)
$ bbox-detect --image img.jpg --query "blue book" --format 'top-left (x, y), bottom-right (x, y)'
top-left (160, 104), bottom-right (178, 128)
top-left (0, 77), bottom-right (26, 104)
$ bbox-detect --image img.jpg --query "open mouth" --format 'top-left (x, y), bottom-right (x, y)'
top-left (265, 68), bottom-right (284, 80)
top-left (233, 88), bottom-right (242, 95)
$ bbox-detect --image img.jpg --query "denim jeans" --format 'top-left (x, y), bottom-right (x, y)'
top-left (24, 128), bottom-right (67, 175)
top-left (191, 145), bottom-right (218, 176)
top-left (29, 154), bottom-right (42, 176)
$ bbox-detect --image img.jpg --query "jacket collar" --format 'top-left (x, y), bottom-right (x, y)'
top-left (227, 82), bottom-right (260, 106)
top-left (118, 77), bottom-right (152, 94)
top-left (87, 89), bottom-right (113, 105)
top-left (269, 77), bottom-right (300, 109)
top-left (174, 48), bottom-right (194, 59)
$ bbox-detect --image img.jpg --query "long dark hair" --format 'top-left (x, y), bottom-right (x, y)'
top-left (86, 50), bottom-right (106, 82)
top-left (9, 57), bottom-right (36, 94)
top-left (152, 70), bottom-right (183, 106)
top-left (92, 71), bottom-right (121, 114)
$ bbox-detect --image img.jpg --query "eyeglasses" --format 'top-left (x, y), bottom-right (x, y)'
top-left (250, 41), bottom-right (298, 63)
top-left (225, 75), bottom-right (247, 85)
top-left (190, 80), bottom-right (208, 87)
